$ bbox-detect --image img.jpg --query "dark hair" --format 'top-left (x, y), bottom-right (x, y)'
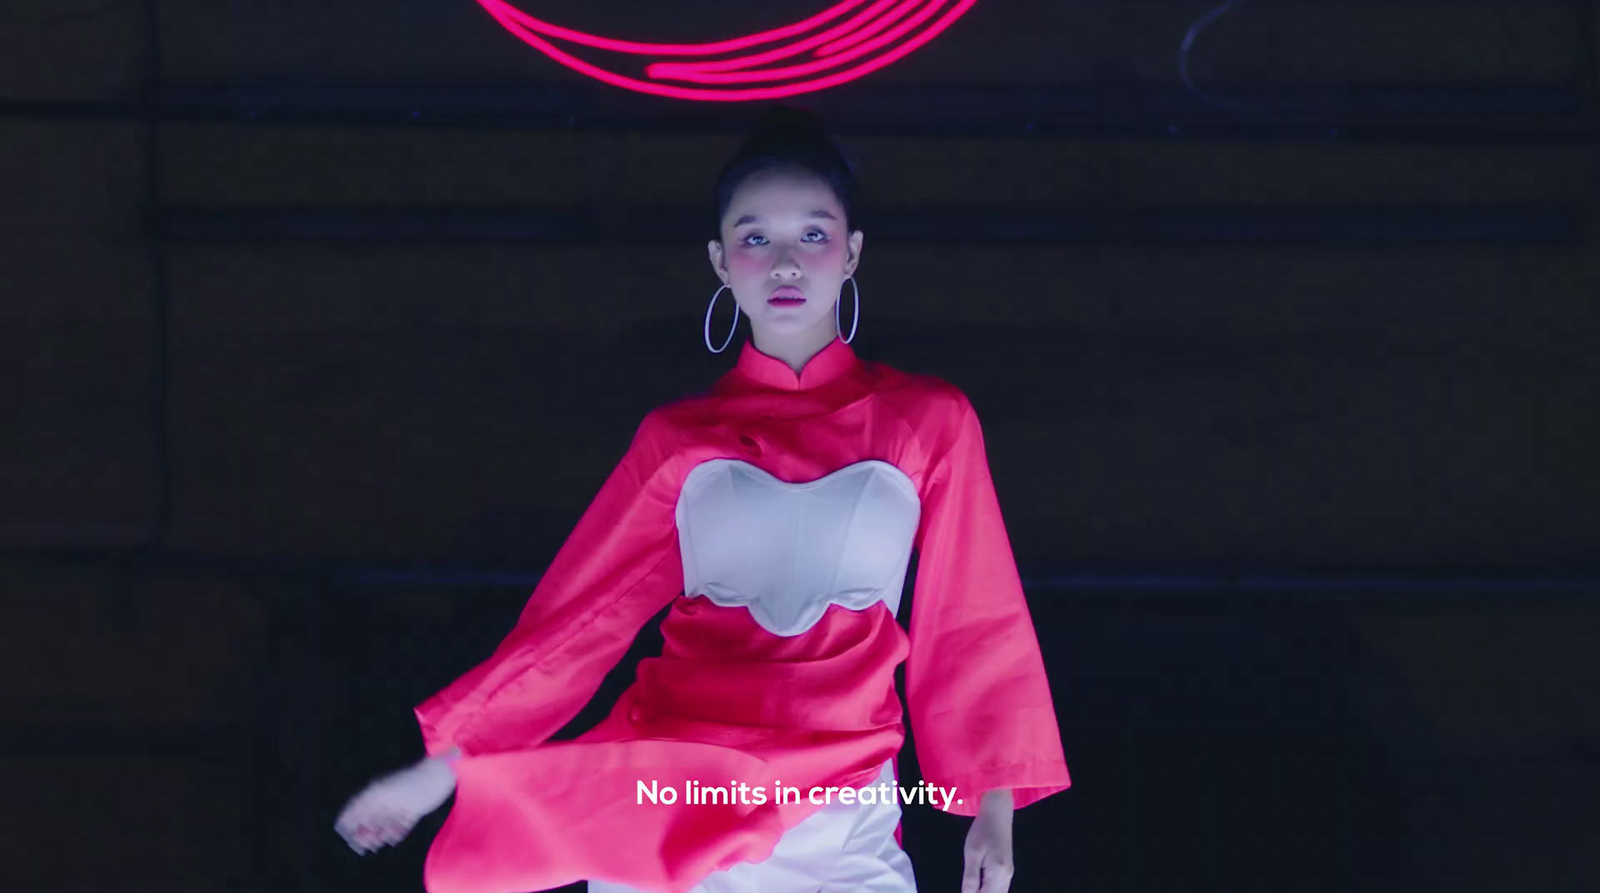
top-left (712, 105), bottom-right (860, 238)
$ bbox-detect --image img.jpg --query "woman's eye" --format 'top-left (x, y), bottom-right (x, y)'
top-left (741, 231), bottom-right (825, 246)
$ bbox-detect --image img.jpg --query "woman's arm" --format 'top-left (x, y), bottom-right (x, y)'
top-left (979, 789), bottom-right (1014, 810)
top-left (903, 385), bottom-right (1071, 816)
top-left (430, 745), bottom-right (463, 770)
top-left (337, 412), bottom-right (684, 855)
top-left (415, 409), bottom-right (685, 759)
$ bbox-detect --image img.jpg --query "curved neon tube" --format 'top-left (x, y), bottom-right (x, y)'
top-left (643, 0), bottom-right (909, 78)
top-left (655, 0), bottom-right (952, 85)
top-left (471, 0), bottom-right (981, 101)
top-left (649, 0), bottom-right (928, 81)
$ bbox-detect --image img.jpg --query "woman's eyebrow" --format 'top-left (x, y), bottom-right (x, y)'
top-left (732, 209), bottom-right (839, 227)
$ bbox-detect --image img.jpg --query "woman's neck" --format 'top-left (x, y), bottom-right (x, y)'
top-left (750, 321), bottom-right (839, 376)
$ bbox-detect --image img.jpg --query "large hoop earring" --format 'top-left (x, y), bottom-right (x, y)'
top-left (704, 284), bottom-right (739, 354)
top-left (836, 276), bottom-right (860, 345)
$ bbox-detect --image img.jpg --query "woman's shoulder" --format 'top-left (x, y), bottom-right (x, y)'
top-left (633, 389), bottom-right (723, 438)
top-left (858, 359), bottom-right (974, 419)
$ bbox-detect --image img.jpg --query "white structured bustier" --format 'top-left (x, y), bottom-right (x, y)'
top-left (674, 459), bottom-right (922, 637)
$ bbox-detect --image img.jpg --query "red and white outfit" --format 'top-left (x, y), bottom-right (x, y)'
top-left (415, 337), bottom-right (1071, 893)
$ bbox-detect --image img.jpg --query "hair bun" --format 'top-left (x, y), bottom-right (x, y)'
top-left (712, 104), bottom-right (859, 236)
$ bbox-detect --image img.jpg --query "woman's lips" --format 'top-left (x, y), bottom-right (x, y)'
top-left (768, 287), bottom-right (805, 305)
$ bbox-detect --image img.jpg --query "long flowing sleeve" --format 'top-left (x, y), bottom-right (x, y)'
top-left (414, 409), bottom-right (684, 758)
top-left (904, 386), bottom-right (1071, 816)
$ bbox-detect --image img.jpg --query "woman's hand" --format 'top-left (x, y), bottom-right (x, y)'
top-left (961, 788), bottom-right (1015, 893)
top-left (334, 752), bottom-right (459, 854)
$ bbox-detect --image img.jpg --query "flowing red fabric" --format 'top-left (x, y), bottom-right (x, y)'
top-left (416, 338), bottom-right (1071, 893)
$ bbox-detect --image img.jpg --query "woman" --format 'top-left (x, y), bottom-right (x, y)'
top-left (335, 106), bottom-right (1071, 893)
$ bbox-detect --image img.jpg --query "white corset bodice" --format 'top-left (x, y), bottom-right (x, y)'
top-left (674, 459), bottom-right (922, 637)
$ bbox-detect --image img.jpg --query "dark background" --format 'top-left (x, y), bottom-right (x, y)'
top-left (3, 1), bottom-right (1598, 891)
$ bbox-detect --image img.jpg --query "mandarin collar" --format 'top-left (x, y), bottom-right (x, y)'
top-left (733, 337), bottom-right (859, 391)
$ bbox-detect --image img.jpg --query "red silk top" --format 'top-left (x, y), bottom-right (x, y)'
top-left (415, 337), bottom-right (1071, 893)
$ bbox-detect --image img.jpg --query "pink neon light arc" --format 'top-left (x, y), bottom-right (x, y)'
top-left (646, 0), bottom-right (909, 78)
top-left (471, 0), bottom-right (980, 101)
top-left (647, 0), bottom-right (921, 81)
top-left (655, 1), bottom-right (951, 85)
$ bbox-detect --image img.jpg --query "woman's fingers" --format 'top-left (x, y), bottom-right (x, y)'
top-left (350, 810), bottom-right (413, 851)
top-left (335, 817), bottom-right (356, 850)
top-left (337, 804), bottom-right (371, 849)
top-left (960, 843), bottom-right (983, 893)
top-left (335, 780), bottom-right (429, 854)
top-left (337, 810), bottom-right (384, 854)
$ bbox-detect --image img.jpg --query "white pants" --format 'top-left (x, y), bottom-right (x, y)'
top-left (588, 760), bottom-right (917, 893)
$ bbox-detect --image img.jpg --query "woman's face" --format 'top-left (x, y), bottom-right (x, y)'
top-left (708, 166), bottom-right (863, 349)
